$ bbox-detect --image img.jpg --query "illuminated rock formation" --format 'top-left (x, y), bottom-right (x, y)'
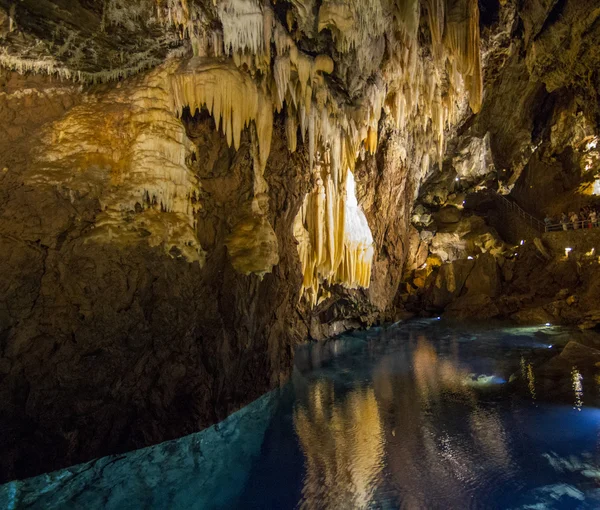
top-left (31, 62), bottom-right (204, 262)
top-left (2, 0), bottom-right (599, 482)
top-left (294, 155), bottom-right (374, 305)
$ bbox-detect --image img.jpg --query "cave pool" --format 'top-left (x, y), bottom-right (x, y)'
top-left (2, 319), bottom-right (600, 509)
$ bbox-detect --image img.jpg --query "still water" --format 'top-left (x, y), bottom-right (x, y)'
top-left (3, 319), bottom-right (600, 509)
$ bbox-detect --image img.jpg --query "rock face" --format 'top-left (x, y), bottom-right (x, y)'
top-left (0, 77), bottom-right (309, 481)
top-left (0, 0), bottom-right (599, 483)
top-left (0, 69), bottom-right (412, 481)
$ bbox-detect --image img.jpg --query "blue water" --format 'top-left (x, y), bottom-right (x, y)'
top-left (3, 320), bottom-right (600, 509)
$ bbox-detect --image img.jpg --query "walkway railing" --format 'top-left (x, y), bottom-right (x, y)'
top-left (486, 191), bottom-right (545, 233)
top-left (485, 191), bottom-right (599, 233)
top-left (545, 220), bottom-right (600, 232)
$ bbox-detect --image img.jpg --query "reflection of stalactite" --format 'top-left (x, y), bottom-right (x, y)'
top-left (373, 338), bottom-right (513, 507)
top-left (294, 381), bottom-right (384, 510)
top-left (293, 148), bottom-right (374, 306)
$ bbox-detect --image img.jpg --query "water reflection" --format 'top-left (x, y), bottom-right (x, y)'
top-left (4, 322), bottom-right (600, 509)
top-left (371, 336), bottom-right (514, 508)
top-left (573, 367), bottom-right (584, 411)
top-left (294, 381), bottom-right (384, 510)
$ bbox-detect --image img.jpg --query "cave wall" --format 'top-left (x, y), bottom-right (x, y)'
top-left (0, 69), bottom-right (313, 481)
top-left (0, 64), bottom-right (412, 480)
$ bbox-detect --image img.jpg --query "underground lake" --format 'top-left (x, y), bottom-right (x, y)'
top-left (2, 319), bottom-right (600, 509)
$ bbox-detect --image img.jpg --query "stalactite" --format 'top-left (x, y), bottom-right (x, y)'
top-left (218, 0), bottom-right (265, 56)
top-left (294, 148), bottom-right (374, 306)
top-left (425, 0), bottom-right (446, 62)
top-left (169, 58), bottom-right (273, 166)
top-left (444, 0), bottom-right (483, 113)
top-left (1, 0), bottom-right (487, 286)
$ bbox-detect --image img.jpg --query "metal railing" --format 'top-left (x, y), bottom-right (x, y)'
top-left (486, 191), bottom-right (599, 234)
top-left (545, 220), bottom-right (600, 232)
top-left (487, 192), bottom-right (545, 232)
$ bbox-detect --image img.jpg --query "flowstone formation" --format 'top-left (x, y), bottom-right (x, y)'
top-left (3, 0), bottom-right (598, 482)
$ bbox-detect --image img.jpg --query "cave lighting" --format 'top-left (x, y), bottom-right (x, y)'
top-left (520, 240), bottom-right (525, 245)
top-left (467, 256), bottom-right (473, 260)
top-left (565, 247), bottom-right (573, 257)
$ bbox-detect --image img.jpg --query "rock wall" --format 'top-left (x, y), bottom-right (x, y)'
top-left (543, 230), bottom-right (600, 257)
top-left (0, 69), bottom-right (312, 481)
top-left (0, 65), bottom-right (412, 481)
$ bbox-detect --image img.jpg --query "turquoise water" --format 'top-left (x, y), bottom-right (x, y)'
top-left (3, 319), bottom-right (600, 509)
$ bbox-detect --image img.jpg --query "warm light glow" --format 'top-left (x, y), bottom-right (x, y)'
top-left (294, 166), bottom-right (374, 306)
top-left (527, 363), bottom-right (536, 401)
top-left (565, 247), bottom-right (573, 257)
top-left (294, 381), bottom-right (384, 509)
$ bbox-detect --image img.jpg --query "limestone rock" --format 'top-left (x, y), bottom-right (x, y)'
top-left (463, 253), bottom-right (501, 298)
top-left (559, 341), bottom-right (600, 367)
top-left (511, 307), bottom-right (554, 325)
top-left (426, 259), bottom-right (475, 309)
top-left (444, 294), bottom-right (501, 320)
top-left (226, 214), bottom-right (279, 276)
top-left (435, 206), bottom-right (462, 224)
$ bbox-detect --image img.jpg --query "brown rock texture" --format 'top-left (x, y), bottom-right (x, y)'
top-left (0, 71), bottom-right (411, 481)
